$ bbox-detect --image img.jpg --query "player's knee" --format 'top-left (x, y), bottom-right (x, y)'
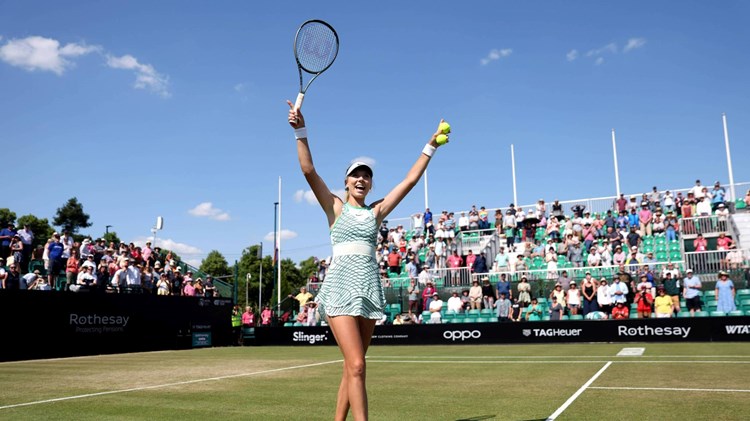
top-left (346, 358), bottom-right (366, 378)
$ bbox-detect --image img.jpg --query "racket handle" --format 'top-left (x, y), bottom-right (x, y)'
top-left (294, 93), bottom-right (305, 110)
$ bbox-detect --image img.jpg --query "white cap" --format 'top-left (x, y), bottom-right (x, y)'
top-left (345, 161), bottom-right (373, 177)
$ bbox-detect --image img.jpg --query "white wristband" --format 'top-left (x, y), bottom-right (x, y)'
top-left (294, 127), bottom-right (308, 140)
top-left (422, 144), bottom-right (436, 157)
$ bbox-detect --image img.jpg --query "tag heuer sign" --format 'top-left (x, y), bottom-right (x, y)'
top-left (522, 329), bottom-right (531, 337)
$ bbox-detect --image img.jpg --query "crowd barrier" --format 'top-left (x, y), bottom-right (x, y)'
top-left (250, 316), bottom-right (750, 346)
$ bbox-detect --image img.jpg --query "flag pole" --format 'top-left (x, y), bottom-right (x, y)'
top-left (511, 144), bottom-right (518, 206)
top-left (277, 176), bottom-right (282, 317)
top-left (722, 113), bottom-right (736, 201)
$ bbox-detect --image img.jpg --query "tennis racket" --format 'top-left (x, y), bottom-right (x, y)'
top-left (293, 19), bottom-right (339, 110)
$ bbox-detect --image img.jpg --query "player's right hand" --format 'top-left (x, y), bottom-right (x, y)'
top-left (287, 100), bottom-right (306, 129)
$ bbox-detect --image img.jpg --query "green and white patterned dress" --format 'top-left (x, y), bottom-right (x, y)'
top-left (315, 203), bottom-right (385, 320)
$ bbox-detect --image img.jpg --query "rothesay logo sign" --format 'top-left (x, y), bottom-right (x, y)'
top-left (443, 330), bottom-right (482, 341)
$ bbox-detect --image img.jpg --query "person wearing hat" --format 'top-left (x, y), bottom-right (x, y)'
top-left (566, 281), bottom-right (582, 316)
top-left (682, 269), bottom-right (702, 316)
top-left (611, 301), bottom-right (629, 320)
top-left (428, 292), bottom-right (443, 324)
top-left (710, 181), bottom-right (727, 211)
top-left (550, 283), bottom-right (566, 308)
top-left (421, 281), bottom-right (436, 310)
top-left (289, 104), bottom-right (448, 420)
top-left (715, 271), bottom-right (737, 313)
top-left (596, 278), bottom-right (612, 314)
top-left (634, 284), bottom-right (656, 319)
top-left (725, 244), bottom-right (744, 270)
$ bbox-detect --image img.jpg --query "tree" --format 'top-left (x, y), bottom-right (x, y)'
top-left (16, 214), bottom-right (54, 249)
top-left (0, 208), bottom-right (16, 227)
top-left (200, 250), bottom-right (230, 277)
top-left (102, 231), bottom-right (122, 246)
top-left (235, 245), bottom-right (273, 308)
top-left (298, 256), bottom-right (319, 280)
top-left (53, 197), bottom-right (92, 234)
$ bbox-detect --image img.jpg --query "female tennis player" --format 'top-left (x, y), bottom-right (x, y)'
top-left (287, 101), bottom-right (447, 421)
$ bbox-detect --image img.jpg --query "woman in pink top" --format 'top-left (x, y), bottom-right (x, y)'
top-left (716, 233), bottom-right (733, 251)
top-left (638, 206), bottom-right (652, 236)
top-left (260, 306), bottom-right (272, 325)
top-left (693, 234), bottom-right (708, 252)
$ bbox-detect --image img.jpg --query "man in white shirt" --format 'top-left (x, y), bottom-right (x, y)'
top-left (458, 212), bottom-right (469, 232)
top-left (429, 292), bottom-right (443, 323)
top-left (695, 196), bottom-right (712, 216)
top-left (17, 225), bottom-right (34, 270)
top-left (609, 277), bottom-right (629, 304)
top-left (689, 179), bottom-right (705, 199)
top-left (447, 291), bottom-right (463, 313)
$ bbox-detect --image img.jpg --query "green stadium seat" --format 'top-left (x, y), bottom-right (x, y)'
top-left (561, 315), bottom-right (569, 320)
top-left (668, 241), bottom-right (680, 252)
top-left (735, 199), bottom-right (747, 209)
top-left (710, 311), bottom-right (727, 317)
top-left (746, 310), bottom-right (750, 317)
top-left (569, 315), bottom-right (584, 320)
top-left (727, 310), bottom-right (744, 317)
top-left (284, 322), bottom-right (294, 327)
top-left (694, 311), bottom-right (709, 317)
top-left (475, 317), bottom-right (488, 323)
top-left (669, 251), bottom-right (682, 261)
top-left (629, 312), bottom-right (639, 319)
top-left (462, 317), bottom-right (473, 323)
top-left (740, 300), bottom-right (750, 310)
top-left (293, 322), bottom-right (303, 326)
top-left (656, 251), bottom-right (668, 261)
top-left (480, 309), bottom-right (494, 318)
top-left (542, 316), bottom-right (551, 321)
top-left (450, 318), bottom-right (463, 324)
top-left (467, 309), bottom-right (480, 318)
top-left (677, 312), bottom-right (692, 318)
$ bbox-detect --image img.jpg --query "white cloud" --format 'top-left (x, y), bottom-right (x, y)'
top-left (623, 37), bottom-right (647, 53)
top-left (132, 236), bottom-right (202, 256)
top-left (480, 48), bottom-right (512, 65)
top-left (586, 43), bottom-right (617, 57)
top-left (106, 54), bottom-right (170, 97)
top-left (188, 202), bottom-right (231, 221)
top-left (566, 49), bottom-right (579, 62)
top-left (294, 189), bottom-right (318, 205)
top-left (263, 229), bottom-right (298, 242)
top-left (234, 82), bottom-right (248, 92)
top-left (350, 156), bottom-right (376, 168)
top-left (0, 36), bottom-right (99, 75)
top-left (595, 57), bottom-right (605, 66)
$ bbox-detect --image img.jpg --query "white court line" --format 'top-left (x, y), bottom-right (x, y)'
top-left (0, 359), bottom-right (342, 411)
top-left (547, 361), bottom-right (612, 421)
top-left (367, 360), bottom-right (750, 364)
top-left (367, 355), bottom-right (750, 359)
top-left (590, 386), bottom-right (750, 393)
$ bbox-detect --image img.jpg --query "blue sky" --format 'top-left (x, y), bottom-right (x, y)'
top-left (2, 1), bottom-right (749, 266)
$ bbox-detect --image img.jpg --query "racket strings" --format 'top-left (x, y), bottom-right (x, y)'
top-left (295, 23), bottom-right (338, 73)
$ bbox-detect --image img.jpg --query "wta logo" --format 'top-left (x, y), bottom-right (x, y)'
top-left (443, 330), bottom-right (482, 341)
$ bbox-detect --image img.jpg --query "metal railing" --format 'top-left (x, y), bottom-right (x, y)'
top-left (683, 249), bottom-right (749, 274)
top-left (679, 215), bottom-right (730, 237)
top-left (390, 181), bottom-right (750, 232)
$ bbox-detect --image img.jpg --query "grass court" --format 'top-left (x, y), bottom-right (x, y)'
top-left (1, 342), bottom-right (748, 420)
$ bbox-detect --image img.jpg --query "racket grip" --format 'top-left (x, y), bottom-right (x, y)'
top-left (294, 93), bottom-right (305, 110)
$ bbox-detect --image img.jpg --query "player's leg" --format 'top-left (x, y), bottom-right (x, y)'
top-left (328, 315), bottom-right (373, 421)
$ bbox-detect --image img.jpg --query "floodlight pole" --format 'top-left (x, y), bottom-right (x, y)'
top-left (612, 129), bottom-right (621, 197)
top-left (258, 242), bottom-right (263, 308)
top-left (722, 113), bottom-right (736, 201)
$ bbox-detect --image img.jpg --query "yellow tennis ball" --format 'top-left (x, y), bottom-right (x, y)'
top-left (436, 134), bottom-right (448, 145)
top-left (439, 122), bottom-right (451, 134)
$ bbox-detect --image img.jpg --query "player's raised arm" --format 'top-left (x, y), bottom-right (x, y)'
top-left (288, 101), bottom-right (340, 225)
top-left (373, 119), bottom-right (449, 222)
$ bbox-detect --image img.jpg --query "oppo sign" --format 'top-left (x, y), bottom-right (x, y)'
top-left (443, 330), bottom-right (482, 341)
